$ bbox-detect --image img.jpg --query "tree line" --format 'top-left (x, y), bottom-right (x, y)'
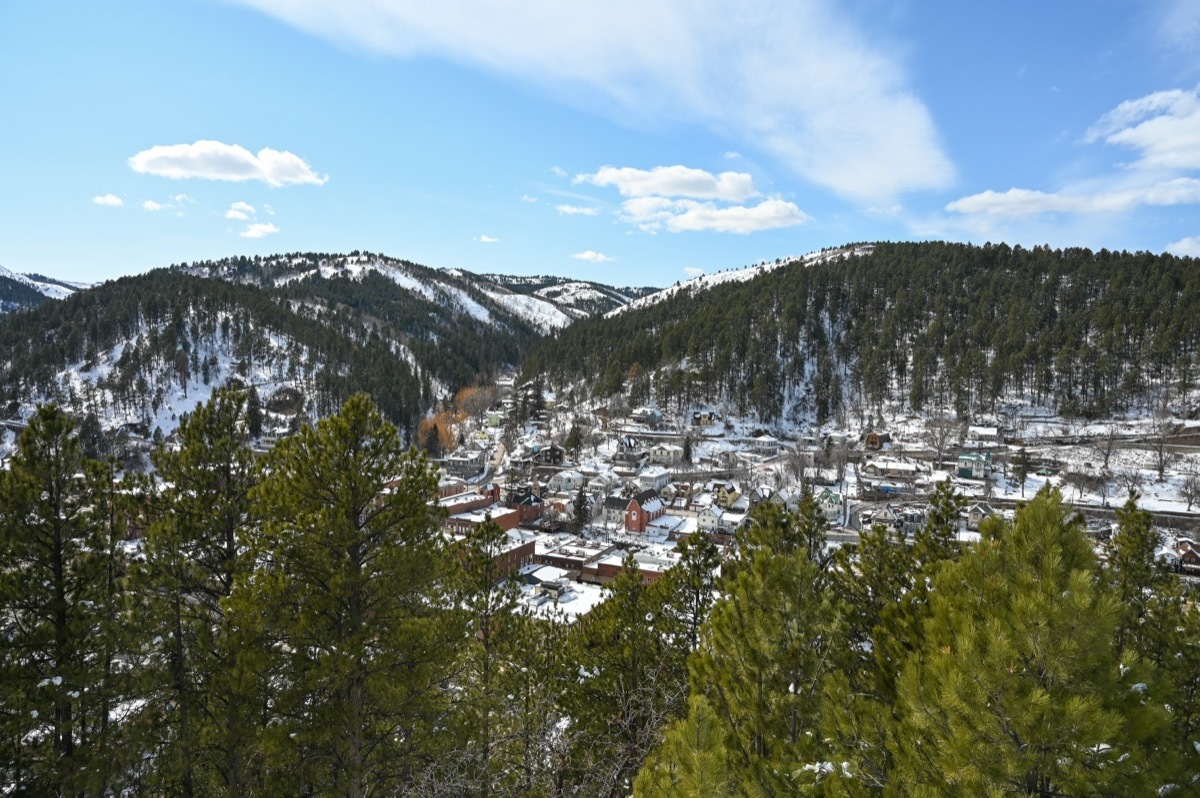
top-left (523, 241), bottom-right (1200, 425)
top-left (4, 390), bottom-right (1200, 795)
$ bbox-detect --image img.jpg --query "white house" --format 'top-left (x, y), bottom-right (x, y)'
top-left (637, 466), bottom-right (672, 493)
top-left (547, 469), bottom-right (585, 494)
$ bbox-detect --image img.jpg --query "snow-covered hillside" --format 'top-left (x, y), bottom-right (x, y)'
top-left (0, 265), bottom-right (90, 300)
top-left (605, 244), bottom-right (874, 318)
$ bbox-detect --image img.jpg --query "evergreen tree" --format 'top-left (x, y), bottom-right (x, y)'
top-left (239, 394), bottom-right (456, 796)
top-left (689, 506), bottom-right (843, 796)
top-left (633, 695), bottom-right (736, 798)
top-left (0, 405), bottom-right (129, 795)
top-left (893, 488), bottom-right (1169, 795)
top-left (1012, 446), bottom-right (1032, 498)
top-left (127, 388), bottom-right (262, 795)
top-left (573, 485), bottom-right (591, 533)
top-left (682, 434), bottom-right (693, 465)
top-left (246, 385), bottom-right (263, 438)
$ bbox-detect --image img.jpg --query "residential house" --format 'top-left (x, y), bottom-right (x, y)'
top-left (697, 504), bottom-right (723, 536)
top-left (532, 442), bottom-right (566, 466)
top-left (768, 487), bottom-right (802, 513)
top-left (631, 407), bottom-right (663, 428)
top-left (601, 495), bottom-right (629, 528)
top-left (509, 488), bottom-right (544, 525)
top-left (692, 409), bottom-right (720, 427)
top-left (864, 431), bottom-right (890, 451)
top-left (967, 502), bottom-right (995, 530)
top-left (957, 452), bottom-right (992, 479)
top-left (547, 469), bottom-right (586, 494)
top-left (967, 425), bottom-right (1000, 443)
top-left (441, 443), bottom-right (490, 478)
top-left (649, 442), bottom-right (684, 466)
top-left (815, 488), bottom-right (842, 524)
top-left (708, 480), bottom-right (741, 509)
top-left (637, 466), bottom-right (672, 493)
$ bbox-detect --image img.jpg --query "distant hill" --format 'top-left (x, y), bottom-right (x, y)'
top-left (521, 241), bottom-right (1200, 426)
top-left (0, 265), bottom-right (89, 314)
top-left (0, 251), bottom-right (661, 439)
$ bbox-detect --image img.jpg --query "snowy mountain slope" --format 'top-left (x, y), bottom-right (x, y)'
top-left (0, 265), bottom-right (90, 313)
top-left (604, 244), bottom-right (874, 318)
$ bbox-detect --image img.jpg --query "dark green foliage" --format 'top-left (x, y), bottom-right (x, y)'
top-left (126, 389), bottom-right (262, 795)
top-left (238, 394), bottom-right (457, 796)
top-left (524, 242), bottom-right (1200, 421)
top-left (893, 489), bottom-right (1169, 795)
top-left (0, 406), bottom-right (130, 795)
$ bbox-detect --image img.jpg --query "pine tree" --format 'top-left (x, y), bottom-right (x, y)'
top-left (1012, 446), bottom-right (1032, 498)
top-left (633, 695), bottom-right (735, 798)
top-left (239, 393), bottom-right (456, 796)
top-left (573, 485), bottom-right (591, 533)
top-left (127, 388), bottom-right (262, 795)
top-left (0, 405), bottom-right (129, 795)
top-left (893, 488), bottom-right (1169, 795)
top-left (690, 506), bottom-right (843, 795)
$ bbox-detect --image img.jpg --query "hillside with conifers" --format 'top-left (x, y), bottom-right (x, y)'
top-left (3, 389), bottom-right (1200, 796)
top-left (523, 241), bottom-right (1200, 425)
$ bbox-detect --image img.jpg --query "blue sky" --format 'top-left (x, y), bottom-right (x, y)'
top-left (3, 0), bottom-right (1200, 288)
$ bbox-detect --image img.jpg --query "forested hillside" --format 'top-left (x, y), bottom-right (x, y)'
top-left (0, 269), bottom-right (463, 437)
top-left (0, 251), bottom-right (632, 439)
top-left (523, 241), bottom-right (1200, 425)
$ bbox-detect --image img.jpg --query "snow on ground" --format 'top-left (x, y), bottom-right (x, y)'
top-left (0, 265), bottom-right (89, 299)
top-left (605, 244), bottom-right (874, 318)
top-left (479, 288), bottom-right (573, 333)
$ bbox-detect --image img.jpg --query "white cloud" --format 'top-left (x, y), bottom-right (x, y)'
top-left (576, 165), bottom-right (757, 201)
top-left (476, 234), bottom-right (500, 243)
top-left (240, 222), bottom-right (280, 238)
top-left (521, 194), bottom-right (538, 203)
top-left (142, 200), bottom-right (168, 212)
top-left (550, 166), bottom-right (567, 178)
top-left (173, 194), bottom-right (193, 204)
top-left (947, 177), bottom-right (1200, 217)
top-left (618, 196), bottom-right (810, 233)
top-left (92, 193), bottom-right (123, 207)
top-left (129, 140), bottom-right (328, 187)
top-left (683, 266), bottom-right (705, 277)
top-left (225, 201), bottom-right (257, 220)
top-left (571, 250), bottom-right (614, 263)
top-left (1167, 235), bottom-right (1200, 257)
top-left (228, 0), bottom-right (952, 201)
top-left (947, 87), bottom-right (1200, 222)
top-left (723, 151), bottom-right (741, 160)
top-left (1084, 87), bottom-right (1200, 171)
top-left (555, 204), bottom-right (598, 216)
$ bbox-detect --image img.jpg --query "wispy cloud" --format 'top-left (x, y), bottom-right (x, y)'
top-left (521, 194), bottom-right (539, 203)
top-left (229, 0), bottom-right (953, 201)
top-left (683, 266), bottom-right (705, 277)
top-left (240, 222), bottom-right (280, 238)
top-left (225, 201), bottom-right (257, 220)
top-left (550, 166), bottom-right (567, 178)
top-left (946, 86), bottom-right (1200, 222)
top-left (129, 140), bottom-right (328, 187)
top-left (476, 234), bottom-right (500, 243)
top-left (571, 250), bottom-right (614, 263)
top-left (92, 193), bottom-right (123, 207)
top-left (142, 200), bottom-right (169, 212)
top-left (555, 203), bottom-right (598, 216)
